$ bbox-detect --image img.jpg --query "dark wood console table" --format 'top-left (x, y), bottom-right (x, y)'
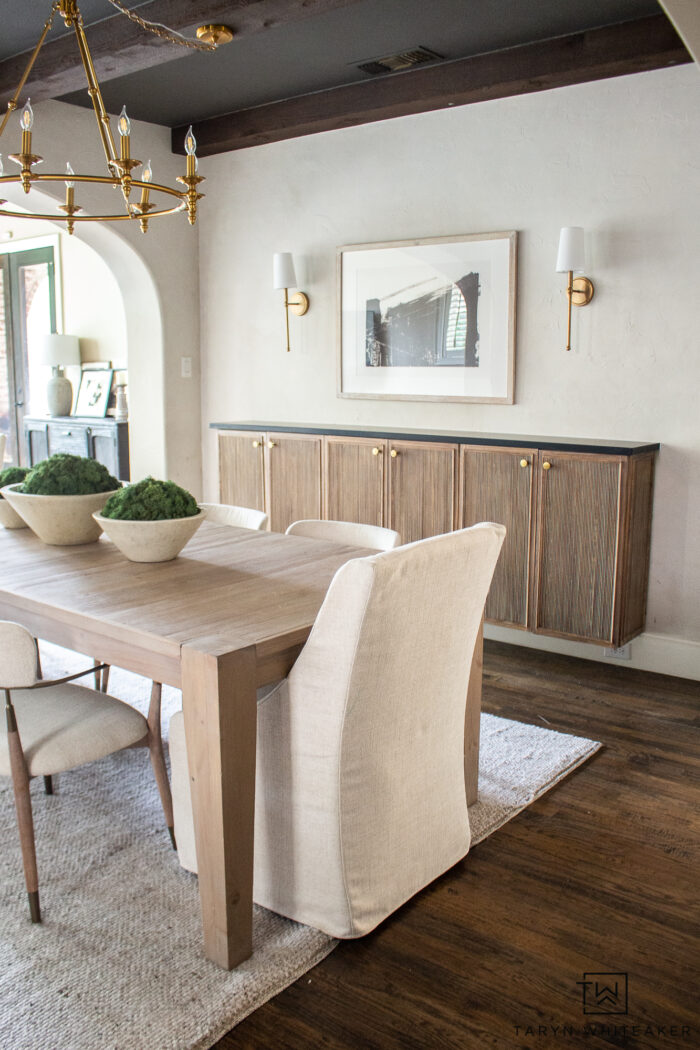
top-left (24, 416), bottom-right (130, 481)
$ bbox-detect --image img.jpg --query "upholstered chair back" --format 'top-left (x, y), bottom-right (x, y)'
top-left (199, 503), bottom-right (269, 530)
top-left (0, 621), bottom-right (39, 689)
top-left (285, 518), bottom-right (401, 551)
top-left (251, 521), bottom-right (505, 936)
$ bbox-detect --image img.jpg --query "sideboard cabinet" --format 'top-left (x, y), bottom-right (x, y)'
top-left (24, 416), bottom-right (130, 481)
top-left (213, 423), bottom-right (658, 649)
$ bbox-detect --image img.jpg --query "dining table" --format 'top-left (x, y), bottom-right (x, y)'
top-left (0, 521), bottom-right (484, 969)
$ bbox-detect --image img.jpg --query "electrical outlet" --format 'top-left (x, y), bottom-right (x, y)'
top-left (604, 644), bottom-right (631, 660)
top-left (181, 356), bottom-right (192, 379)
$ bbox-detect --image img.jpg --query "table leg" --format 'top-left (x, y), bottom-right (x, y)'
top-left (464, 616), bottom-right (484, 807)
top-left (181, 644), bottom-right (257, 969)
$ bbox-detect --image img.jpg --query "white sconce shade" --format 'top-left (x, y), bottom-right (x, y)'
top-left (40, 333), bottom-right (81, 368)
top-left (273, 252), bottom-right (297, 290)
top-left (556, 226), bottom-right (585, 273)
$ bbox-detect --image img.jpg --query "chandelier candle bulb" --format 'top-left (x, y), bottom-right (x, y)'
top-left (184, 126), bottom-right (197, 177)
top-left (118, 105), bottom-right (131, 159)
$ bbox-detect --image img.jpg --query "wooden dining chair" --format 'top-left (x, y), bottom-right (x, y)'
top-left (0, 620), bottom-right (174, 923)
top-left (199, 502), bottom-right (269, 530)
top-left (285, 518), bottom-right (401, 550)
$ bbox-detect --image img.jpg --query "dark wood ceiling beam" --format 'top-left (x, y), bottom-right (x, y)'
top-left (173, 14), bottom-right (690, 157)
top-left (0, 0), bottom-right (365, 106)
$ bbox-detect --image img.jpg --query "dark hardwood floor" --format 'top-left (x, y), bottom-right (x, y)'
top-left (215, 641), bottom-right (699, 1049)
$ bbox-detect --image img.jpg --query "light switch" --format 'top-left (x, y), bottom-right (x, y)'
top-left (181, 356), bottom-right (192, 378)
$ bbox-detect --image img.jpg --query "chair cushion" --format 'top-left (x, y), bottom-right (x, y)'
top-left (0, 683), bottom-right (148, 777)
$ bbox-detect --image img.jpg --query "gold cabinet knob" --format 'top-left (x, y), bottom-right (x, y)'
top-left (252, 440), bottom-right (260, 448)
top-left (520, 458), bottom-right (529, 468)
top-left (371, 446), bottom-right (382, 456)
top-left (267, 440), bottom-right (277, 449)
top-left (390, 449), bottom-right (399, 458)
top-left (543, 461), bottom-right (552, 471)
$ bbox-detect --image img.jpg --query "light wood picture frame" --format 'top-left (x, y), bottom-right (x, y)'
top-left (338, 232), bottom-right (517, 404)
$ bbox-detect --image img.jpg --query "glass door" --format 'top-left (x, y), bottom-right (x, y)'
top-left (0, 247), bottom-right (56, 465)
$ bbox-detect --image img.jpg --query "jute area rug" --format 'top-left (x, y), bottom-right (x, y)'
top-left (1, 644), bottom-right (601, 1050)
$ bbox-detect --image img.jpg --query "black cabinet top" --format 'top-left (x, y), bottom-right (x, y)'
top-left (210, 422), bottom-right (659, 456)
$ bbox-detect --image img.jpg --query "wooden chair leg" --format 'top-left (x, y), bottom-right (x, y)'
top-left (146, 682), bottom-right (176, 849)
top-left (6, 704), bottom-right (41, 923)
top-left (43, 775), bottom-right (54, 795)
top-left (101, 665), bottom-right (111, 693)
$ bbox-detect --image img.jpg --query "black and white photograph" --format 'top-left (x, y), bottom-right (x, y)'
top-left (339, 232), bottom-right (516, 402)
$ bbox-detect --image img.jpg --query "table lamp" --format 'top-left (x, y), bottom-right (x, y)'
top-left (41, 333), bottom-right (81, 416)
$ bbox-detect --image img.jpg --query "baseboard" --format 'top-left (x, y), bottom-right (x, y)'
top-left (483, 625), bottom-right (700, 681)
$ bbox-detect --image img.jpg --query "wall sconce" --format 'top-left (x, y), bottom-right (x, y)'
top-left (40, 333), bottom-right (81, 417)
top-left (273, 252), bottom-right (309, 352)
top-left (556, 227), bottom-right (594, 351)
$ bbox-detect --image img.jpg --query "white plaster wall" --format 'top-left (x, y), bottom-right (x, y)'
top-left (3, 100), bottom-right (202, 495)
top-left (199, 65), bottom-right (700, 677)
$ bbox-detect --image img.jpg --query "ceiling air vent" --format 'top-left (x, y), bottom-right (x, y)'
top-left (357, 47), bottom-right (443, 76)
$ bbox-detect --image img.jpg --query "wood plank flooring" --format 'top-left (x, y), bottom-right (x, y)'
top-left (214, 641), bottom-right (699, 1049)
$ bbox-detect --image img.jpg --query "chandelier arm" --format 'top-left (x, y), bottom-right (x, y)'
top-left (0, 2), bottom-right (61, 143)
top-left (70, 13), bottom-right (118, 171)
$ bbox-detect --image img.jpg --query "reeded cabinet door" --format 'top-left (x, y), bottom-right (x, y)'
top-left (218, 430), bottom-right (265, 511)
top-left (323, 436), bottom-right (386, 526)
top-left (387, 441), bottom-right (457, 545)
top-left (264, 433), bottom-right (322, 533)
top-left (461, 446), bottom-right (536, 629)
top-left (533, 452), bottom-right (623, 643)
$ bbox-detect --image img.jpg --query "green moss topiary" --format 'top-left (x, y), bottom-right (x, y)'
top-left (101, 476), bottom-right (199, 521)
top-left (21, 454), bottom-right (120, 496)
top-left (0, 465), bottom-right (29, 496)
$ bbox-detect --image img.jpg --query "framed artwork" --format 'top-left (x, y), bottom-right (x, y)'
top-left (74, 368), bottom-right (113, 417)
top-left (338, 232), bottom-right (517, 403)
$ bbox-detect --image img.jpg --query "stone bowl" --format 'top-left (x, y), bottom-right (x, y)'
top-left (0, 496), bottom-right (28, 530)
top-left (1, 485), bottom-right (119, 545)
top-left (92, 510), bottom-right (205, 563)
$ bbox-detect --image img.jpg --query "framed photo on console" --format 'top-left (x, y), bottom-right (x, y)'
top-left (74, 368), bottom-right (113, 417)
top-left (338, 231), bottom-right (517, 404)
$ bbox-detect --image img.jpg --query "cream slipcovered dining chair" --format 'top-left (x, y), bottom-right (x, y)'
top-left (285, 518), bottom-right (401, 550)
top-left (199, 502), bottom-right (269, 530)
top-left (169, 522), bottom-right (505, 938)
top-left (1, 621), bottom-right (174, 923)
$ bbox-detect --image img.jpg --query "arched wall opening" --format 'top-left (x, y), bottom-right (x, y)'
top-left (1, 183), bottom-right (166, 481)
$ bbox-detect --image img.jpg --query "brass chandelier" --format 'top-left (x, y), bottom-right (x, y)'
top-left (0, 0), bottom-right (212, 234)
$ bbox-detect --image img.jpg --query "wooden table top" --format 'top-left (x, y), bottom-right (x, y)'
top-left (0, 523), bottom-right (369, 685)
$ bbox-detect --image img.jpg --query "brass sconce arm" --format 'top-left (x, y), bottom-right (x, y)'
top-left (282, 289), bottom-right (310, 353)
top-left (273, 253), bottom-right (309, 352)
top-left (564, 271), bottom-right (595, 351)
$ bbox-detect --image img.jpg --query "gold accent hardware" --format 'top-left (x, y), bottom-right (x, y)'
top-left (543, 461), bottom-right (552, 470)
top-left (252, 440), bottom-right (260, 448)
top-left (280, 290), bottom-right (310, 352)
top-left (520, 459), bottom-right (529, 468)
top-left (196, 24), bottom-right (234, 46)
top-left (390, 449), bottom-right (399, 458)
top-left (372, 447), bottom-right (382, 456)
top-left (267, 440), bottom-right (277, 448)
top-left (0, 0), bottom-right (207, 234)
top-left (563, 273), bottom-right (595, 351)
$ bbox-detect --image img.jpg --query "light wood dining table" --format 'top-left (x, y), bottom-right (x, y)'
top-left (0, 521), bottom-right (484, 969)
